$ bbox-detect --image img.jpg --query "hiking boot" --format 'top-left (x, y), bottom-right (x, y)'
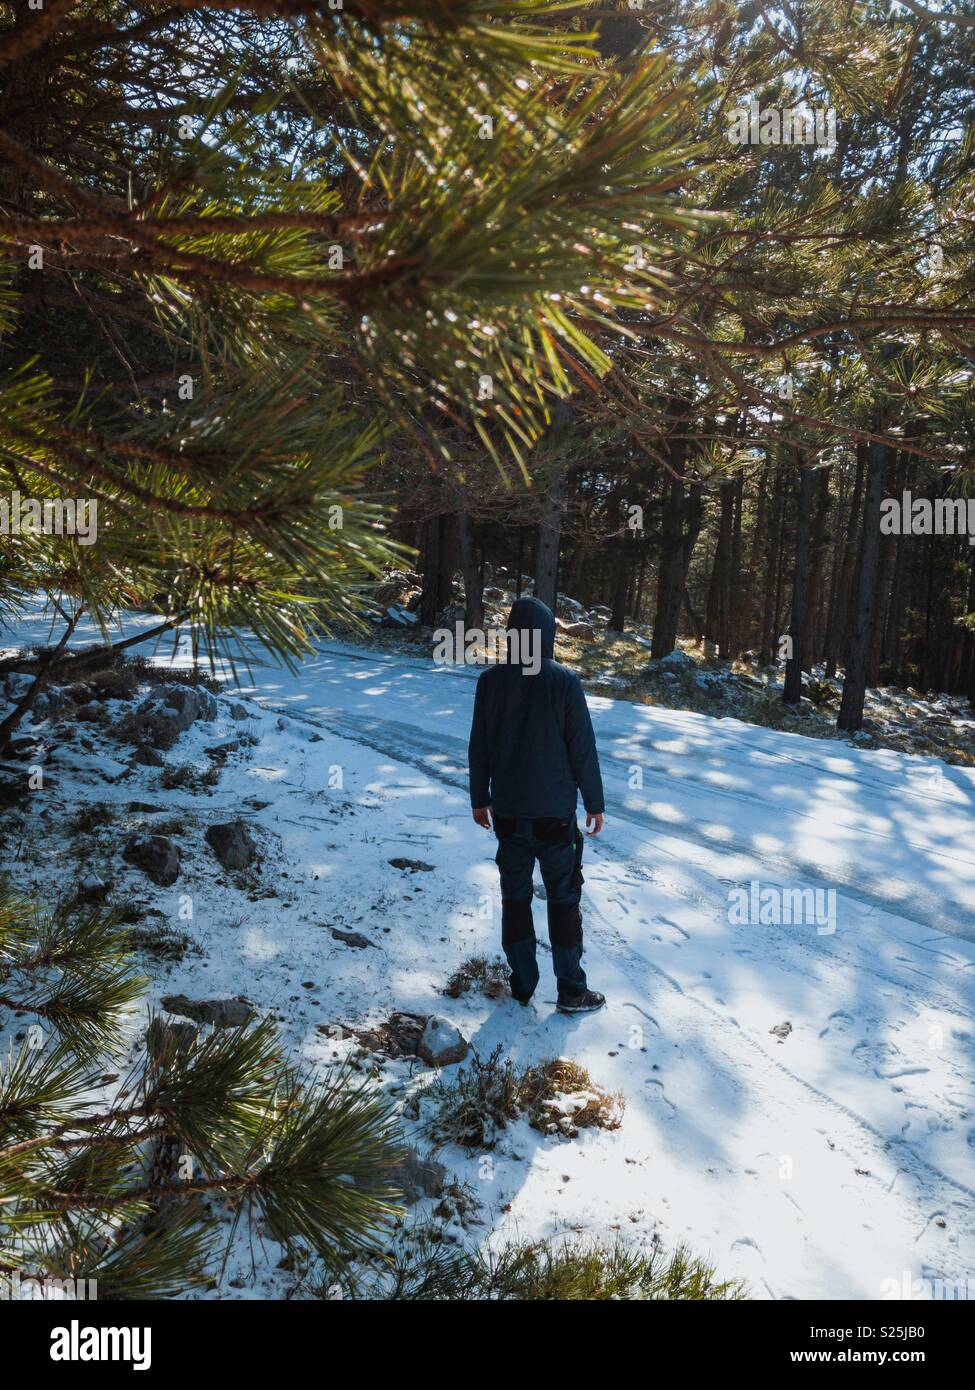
top-left (556, 989), bottom-right (605, 1015)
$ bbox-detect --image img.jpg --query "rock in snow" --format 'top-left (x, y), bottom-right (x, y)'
top-left (656, 648), bottom-right (695, 672)
top-left (205, 819), bottom-right (258, 870)
top-left (330, 927), bottom-right (375, 949)
top-left (417, 1015), bottom-right (469, 1067)
top-left (161, 994), bottom-right (255, 1028)
top-left (122, 834), bottom-right (180, 886)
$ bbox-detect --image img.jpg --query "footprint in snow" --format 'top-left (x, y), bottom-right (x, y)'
top-left (818, 1010), bottom-right (854, 1039)
top-left (852, 1039), bottom-right (929, 1081)
top-left (643, 1078), bottom-right (676, 1114)
top-left (730, 1236), bottom-right (764, 1257)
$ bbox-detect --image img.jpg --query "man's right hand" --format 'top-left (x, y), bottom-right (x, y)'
top-left (472, 806), bottom-right (493, 829)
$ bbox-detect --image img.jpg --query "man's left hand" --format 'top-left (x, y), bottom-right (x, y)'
top-left (472, 806), bottom-right (492, 829)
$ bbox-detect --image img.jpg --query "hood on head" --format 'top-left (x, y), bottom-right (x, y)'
top-left (506, 595), bottom-right (555, 662)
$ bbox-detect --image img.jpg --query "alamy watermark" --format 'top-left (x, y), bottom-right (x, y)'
top-left (727, 100), bottom-right (837, 150)
top-left (1, 1268), bottom-right (97, 1301)
top-left (433, 622), bottom-right (542, 675)
top-left (728, 879), bottom-right (837, 935)
top-left (880, 491), bottom-right (975, 545)
top-left (881, 1271), bottom-right (974, 1301)
top-left (0, 491), bottom-right (97, 545)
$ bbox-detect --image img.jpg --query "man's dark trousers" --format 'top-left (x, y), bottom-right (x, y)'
top-left (494, 816), bottom-right (587, 1001)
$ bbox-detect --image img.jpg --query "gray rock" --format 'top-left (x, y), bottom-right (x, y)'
top-left (330, 927), bottom-right (375, 949)
top-left (556, 619), bottom-right (596, 641)
top-left (76, 873), bottom-right (111, 904)
top-left (657, 648), bottom-right (695, 672)
top-left (417, 1015), bottom-right (469, 1067)
top-left (205, 819), bottom-right (258, 870)
top-left (158, 683), bottom-right (218, 726)
top-left (695, 673), bottom-right (724, 700)
top-left (122, 834), bottom-right (180, 886)
top-left (124, 683), bottom-right (217, 749)
top-left (228, 702), bottom-right (250, 721)
top-left (131, 744), bottom-right (165, 767)
top-left (387, 1145), bottom-right (448, 1204)
top-left (556, 594), bottom-right (586, 620)
top-left (388, 857), bottom-right (434, 873)
top-left (205, 740), bottom-right (241, 758)
top-left (6, 735), bottom-right (40, 757)
top-left (160, 994), bottom-right (255, 1028)
top-left (146, 1017), bottom-right (198, 1059)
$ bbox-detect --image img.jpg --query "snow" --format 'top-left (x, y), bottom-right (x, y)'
top-left (2, 597), bottom-right (975, 1300)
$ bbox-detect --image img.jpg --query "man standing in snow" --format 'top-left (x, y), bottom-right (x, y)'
top-left (468, 596), bottom-right (606, 1013)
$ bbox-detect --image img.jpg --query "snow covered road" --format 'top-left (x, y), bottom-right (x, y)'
top-left (230, 641), bottom-right (975, 1299)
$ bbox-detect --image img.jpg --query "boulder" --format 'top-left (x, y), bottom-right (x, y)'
top-left (158, 683), bottom-right (218, 726)
top-left (228, 702), bottom-right (250, 721)
top-left (205, 819), bottom-right (258, 870)
top-left (556, 594), bottom-right (586, 620)
top-left (123, 682), bottom-right (217, 749)
top-left (556, 619), bottom-right (596, 642)
top-left (695, 673), bottom-right (724, 700)
top-left (383, 603), bottom-right (418, 627)
top-left (122, 834), bottom-right (180, 886)
top-left (5, 735), bottom-right (41, 757)
top-left (656, 648), bottom-right (695, 672)
top-left (131, 744), bottom-right (165, 767)
top-left (417, 1015), bottom-right (469, 1067)
top-left (146, 1017), bottom-right (198, 1059)
top-left (76, 873), bottom-right (111, 904)
top-left (160, 994), bottom-right (255, 1028)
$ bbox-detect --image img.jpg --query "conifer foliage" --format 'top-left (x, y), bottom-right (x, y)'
top-left (0, 889), bottom-right (401, 1298)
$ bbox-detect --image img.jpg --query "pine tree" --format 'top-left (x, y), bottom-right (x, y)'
top-left (0, 0), bottom-right (711, 748)
top-left (0, 888), bottom-right (401, 1297)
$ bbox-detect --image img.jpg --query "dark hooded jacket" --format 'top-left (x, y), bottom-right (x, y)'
top-left (468, 596), bottom-right (604, 818)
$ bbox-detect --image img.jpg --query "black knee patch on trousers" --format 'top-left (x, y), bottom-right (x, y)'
top-left (501, 898), bottom-right (534, 944)
top-left (547, 900), bottom-right (582, 948)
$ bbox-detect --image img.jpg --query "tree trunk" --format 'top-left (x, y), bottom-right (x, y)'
top-left (652, 448), bottom-right (703, 658)
top-left (457, 511), bottom-right (484, 630)
top-left (824, 445), bottom-right (865, 679)
top-left (784, 462), bottom-right (814, 704)
top-left (418, 513), bottom-right (454, 626)
top-left (838, 442), bottom-right (889, 731)
top-left (760, 464), bottom-right (785, 665)
top-left (705, 481), bottom-right (734, 656)
top-left (534, 468), bottom-right (565, 610)
top-left (609, 538), bottom-right (630, 632)
top-left (801, 466), bottom-right (832, 671)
